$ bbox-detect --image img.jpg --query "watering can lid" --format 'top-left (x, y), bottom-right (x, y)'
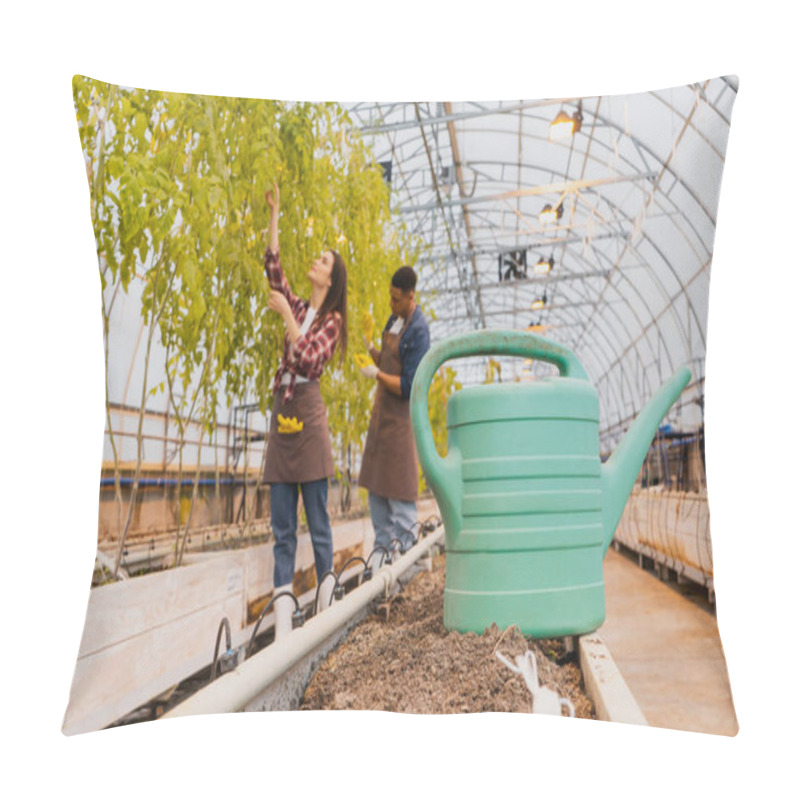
top-left (447, 377), bottom-right (599, 428)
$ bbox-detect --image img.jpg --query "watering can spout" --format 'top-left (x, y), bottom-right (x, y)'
top-left (600, 366), bottom-right (692, 551)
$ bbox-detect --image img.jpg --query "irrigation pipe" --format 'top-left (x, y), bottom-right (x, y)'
top-left (163, 525), bottom-right (445, 719)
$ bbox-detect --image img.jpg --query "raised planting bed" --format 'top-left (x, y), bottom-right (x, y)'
top-left (301, 552), bottom-right (596, 718)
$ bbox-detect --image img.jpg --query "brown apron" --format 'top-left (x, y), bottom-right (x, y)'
top-left (263, 381), bottom-right (335, 484)
top-left (358, 318), bottom-right (419, 502)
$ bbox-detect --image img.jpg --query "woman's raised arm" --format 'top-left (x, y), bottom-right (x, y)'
top-left (265, 181), bottom-right (280, 254)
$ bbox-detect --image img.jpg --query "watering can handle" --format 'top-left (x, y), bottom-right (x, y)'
top-left (409, 330), bottom-right (588, 505)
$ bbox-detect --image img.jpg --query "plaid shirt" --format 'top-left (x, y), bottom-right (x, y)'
top-left (265, 248), bottom-right (342, 401)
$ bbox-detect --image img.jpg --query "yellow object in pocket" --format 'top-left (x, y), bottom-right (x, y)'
top-left (354, 353), bottom-right (372, 369)
top-left (277, 413), bottom-right (303, 434)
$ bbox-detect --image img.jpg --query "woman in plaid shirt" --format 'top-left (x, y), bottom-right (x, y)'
top-left (261, 182), bottom-right (348, 635)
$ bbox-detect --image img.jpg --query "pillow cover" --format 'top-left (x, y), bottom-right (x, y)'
top-left (64, 75), bottom-right (738, 735)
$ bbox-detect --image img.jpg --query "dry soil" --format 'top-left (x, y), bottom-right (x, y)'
top-left (301, 552), bottom-right (595, 718)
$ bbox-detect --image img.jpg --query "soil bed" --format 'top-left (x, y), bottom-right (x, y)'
top-left (301, 552), bottom-right (595, 718)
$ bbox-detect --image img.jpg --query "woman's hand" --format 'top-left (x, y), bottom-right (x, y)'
top-left (265, 182), bottom-right (280, 212)
top-left (268, 290), bottom-right (292, 319)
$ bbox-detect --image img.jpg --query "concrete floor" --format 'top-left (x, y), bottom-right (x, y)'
top-left (599, 546), bottom-right (739, 736)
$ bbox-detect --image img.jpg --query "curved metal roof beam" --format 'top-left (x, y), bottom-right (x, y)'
top-left (356, 98), bottom-right (592, 135)
top-left (566, 190), bottom-right (705, 365)
top-left (354, 84), bottom-right (731, 231)
top-left (442, 100), bottom-right (485, 330)
top-left (593, 257), bottom-right (709, 385)
top-left (413, 136), bottom-right (716, 263)
top-left (424, 196), bottom-right (702, 395)
top-left (430, 272), bottom-right (643, 423)
top-left (570, 189), bottom-right (705, 349)
top-left (405, 102), bottom-right (484, 327)
top-left (570, 81), bottom-right (718, 355)
top-left (649, 85), bottom-right (734, 160)
top-left (472, 145), bottom-right (711, 370)
top-left (387, 94), bottom-right (725, 233)
top-left (429, 231), bottom-right (681, 395)
top-left (458, 179), bottom-right (694, 380)
top-left (381, 103), bottom-right (718, 256)
top-left (397, 157), bottom-right (713, 303)
top-left (534, 247), bottom-right (657, 412)
top-left (459, 208), bottom-right (701, 424)
top-left (351, 91), bottom-right (726, 413)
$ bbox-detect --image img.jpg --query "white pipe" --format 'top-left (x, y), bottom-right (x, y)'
top-left (273, 584), bottom-right (294, 641)
top-left (163, 527), bottom-right (444, 719)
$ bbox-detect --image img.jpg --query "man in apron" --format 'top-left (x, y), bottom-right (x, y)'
top-left (358, 266), bottom-right (431, 560)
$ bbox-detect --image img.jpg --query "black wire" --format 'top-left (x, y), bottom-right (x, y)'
top-left (313, 570), bottom-right (341, 615)
top-left (246, 589), bottom-right (300, 658)
top-left (209, 617), bottom-right (232, 683)
top-left (336, 556), bottom-right (368, 582)
top-left (366, 545), bottom-right (390, 569)
top-left (406, 521), bottom-right (423, 544)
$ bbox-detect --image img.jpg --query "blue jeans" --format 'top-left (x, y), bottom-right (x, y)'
top-left (270, 479), bottom-right (333, 587)
top-left (368, 491), bottom-right (417, 562)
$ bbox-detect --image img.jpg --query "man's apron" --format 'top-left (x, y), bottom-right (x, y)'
top-left (358, 318), bottom-right (419, 502)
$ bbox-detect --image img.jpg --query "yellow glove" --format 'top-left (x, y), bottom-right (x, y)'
top-left (277, 413), bottom-right (304, 434)
top-left (354, 353), bottom-right (372, 369)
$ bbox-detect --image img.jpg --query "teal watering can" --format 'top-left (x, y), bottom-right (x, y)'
top-left (409, 330), bottom-right (691, 637)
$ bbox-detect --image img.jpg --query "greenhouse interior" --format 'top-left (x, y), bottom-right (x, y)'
top-left (63, 76), bottom-right (738, 737)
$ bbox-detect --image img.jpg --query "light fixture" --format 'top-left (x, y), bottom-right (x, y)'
top-left (549, 102), bottom-right (583, 141)
top-left (530, 292), bottom-right (547, 311)
top-left (534, 255), bottom-right (554, 274)
top-left (538, 203), bottom-right (564, 226)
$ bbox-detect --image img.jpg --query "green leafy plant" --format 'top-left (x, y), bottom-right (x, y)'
top-left (418, 365), bottom-right (462, 494)
top-left (73, 77), bottom-right (419, 574)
